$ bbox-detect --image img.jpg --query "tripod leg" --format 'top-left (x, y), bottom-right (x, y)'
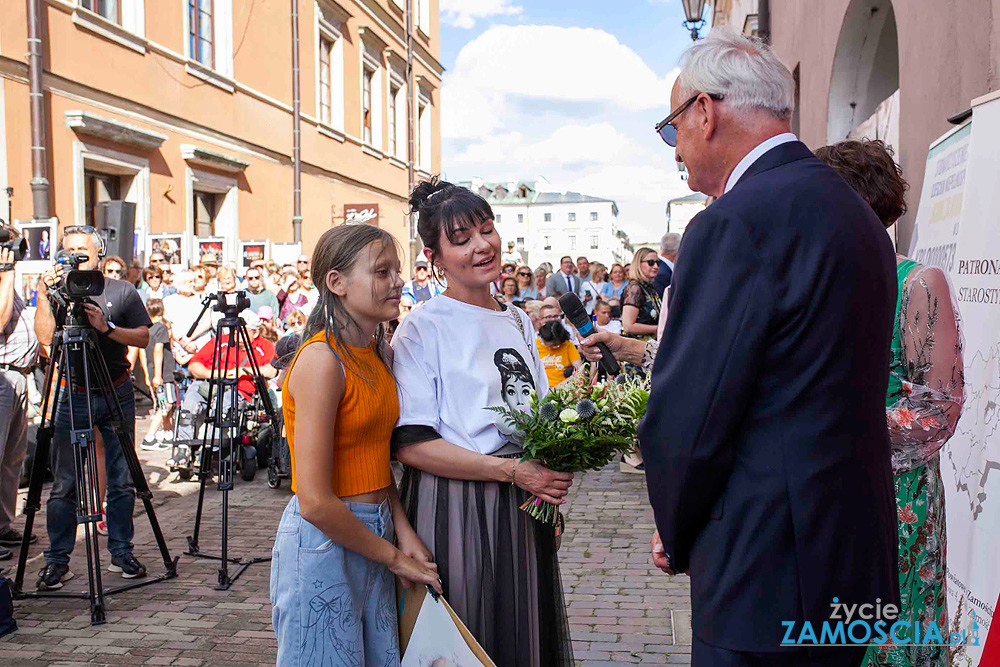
top-left (186, 421), bottom-right (213, 555)
top-left (13, 342), bottom-right (65, 594)
top-left (74, 341), bottom-right (106, 625)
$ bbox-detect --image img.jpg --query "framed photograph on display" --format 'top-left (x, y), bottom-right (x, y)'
top-left (14, 218), bottom-right (57, 271)
top-left (240, 240), bottom-right (269, 269)
top-left (195, 237), bottom-right (226, 266)
top-left (270, 242), bottom-right (302, 267)
top-left (149, 233), bottom-right (186, 267)
top-left (15, 266), bottom-right (43, 308)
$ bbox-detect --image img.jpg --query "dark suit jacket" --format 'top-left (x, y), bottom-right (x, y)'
top-left (653, 258), bottom-right (673, 300)
top-left (544, 271), bottom-right (582, 298)
top-left (639, 141), bottom-right (900, 651)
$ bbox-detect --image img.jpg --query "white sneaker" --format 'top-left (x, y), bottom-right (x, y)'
top-left (160, 430), bottom-right (174, 442)
top-left (140, 439), bottom-right (160, 451)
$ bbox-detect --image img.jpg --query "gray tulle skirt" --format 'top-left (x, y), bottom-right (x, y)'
top-left (398, 464), bottom-right (574, 667)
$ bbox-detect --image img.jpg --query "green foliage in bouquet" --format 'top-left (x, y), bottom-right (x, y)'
top-left (489, 365), bottom-right (651, 525)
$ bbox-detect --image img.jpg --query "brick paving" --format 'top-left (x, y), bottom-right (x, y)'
top-left (2, 417), bottom-right (692, 666)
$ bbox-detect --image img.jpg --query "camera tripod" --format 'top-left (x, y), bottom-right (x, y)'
top-left (11, 315), bottom-right (178, 625)
top-left (184, 305), bottom-right (277, 590)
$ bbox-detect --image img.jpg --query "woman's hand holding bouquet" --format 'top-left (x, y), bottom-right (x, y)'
top-left (490, 365), bottom-right (650, 526)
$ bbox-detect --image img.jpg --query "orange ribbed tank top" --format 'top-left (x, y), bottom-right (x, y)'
top-left (282, 331), bottom-right (397, 496)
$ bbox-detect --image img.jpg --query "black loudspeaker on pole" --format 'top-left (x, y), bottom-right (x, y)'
top-left (95, 200), bottom-right (136, 264)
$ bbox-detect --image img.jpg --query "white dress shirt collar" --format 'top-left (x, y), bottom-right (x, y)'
top-left (659, 256), bottom-right (675, 271)
top-left (724, 132), bottom-right (798, 194)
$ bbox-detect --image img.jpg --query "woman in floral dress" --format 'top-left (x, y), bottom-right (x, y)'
top-left (816, 140), bottom-right (965, 667)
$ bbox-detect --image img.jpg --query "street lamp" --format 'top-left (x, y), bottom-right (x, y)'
top-left (681, 0), bottom-right (708, 41)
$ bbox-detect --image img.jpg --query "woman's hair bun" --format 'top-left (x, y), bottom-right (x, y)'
top-left (408, 177), bottom-right (452, 214)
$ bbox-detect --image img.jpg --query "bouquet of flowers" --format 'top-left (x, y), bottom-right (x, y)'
top-left (489, 366), bottom-right (650, 526)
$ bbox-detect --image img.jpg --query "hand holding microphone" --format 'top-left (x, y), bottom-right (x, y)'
top-left (558, 293), bottom-right (620, 377)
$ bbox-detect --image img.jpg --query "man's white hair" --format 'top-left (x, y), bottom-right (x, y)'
top-left (660, 232), bottom-right (681, 256)
top-left (676, 30), bottom-right (795, 120)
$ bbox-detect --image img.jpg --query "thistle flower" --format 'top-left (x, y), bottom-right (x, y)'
top-left (539, 402), bottom-right (560, 421)
top-left (576, 398), bottom-right (597, 420)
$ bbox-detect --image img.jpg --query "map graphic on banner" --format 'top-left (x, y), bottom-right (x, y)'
top-left (909, 97), bottom-right (1000, 665)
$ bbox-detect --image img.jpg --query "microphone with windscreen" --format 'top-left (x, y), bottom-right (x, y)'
top-left (558, 293), bottom-right (621, 377)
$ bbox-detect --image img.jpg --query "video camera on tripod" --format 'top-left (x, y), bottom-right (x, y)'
top-left (45, 251), bottom-right (106, 322)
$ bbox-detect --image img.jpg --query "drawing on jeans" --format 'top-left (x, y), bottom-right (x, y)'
top-left (304, 583), bottom-right (361, 667)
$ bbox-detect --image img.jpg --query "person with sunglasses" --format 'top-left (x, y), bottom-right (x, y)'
top-left (244, 267), bottom-right (279, 316)
top-left (583, 30), bottom-right (898, 667)
top-left (515, 266), bottom-right (539, 300)
top-left (621, 248), bottom-right (661, 340)
top-left (34, 226), bottom-right (153, 589)
top-left (100, 256), bottom-right (126, 281)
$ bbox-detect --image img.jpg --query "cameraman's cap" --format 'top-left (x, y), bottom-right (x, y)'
top-left (272, 333), bottom-right (301, 370)
top-left (200, 253), bottom-right (220, 267)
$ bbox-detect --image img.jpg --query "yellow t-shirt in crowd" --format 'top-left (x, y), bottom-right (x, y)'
top-left (535, 337), bottom-right (581, 388)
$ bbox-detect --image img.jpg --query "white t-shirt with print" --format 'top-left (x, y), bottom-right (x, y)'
top-left (392, 295), bottom-right (550, 455)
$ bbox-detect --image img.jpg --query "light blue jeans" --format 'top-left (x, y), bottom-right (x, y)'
top-left (271, 495), bottom-right (399, 667)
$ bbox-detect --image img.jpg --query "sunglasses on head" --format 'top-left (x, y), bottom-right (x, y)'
top-left (655, 92), bottom-right (725, 147)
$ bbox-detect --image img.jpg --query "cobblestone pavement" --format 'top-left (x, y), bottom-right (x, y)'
top-left (2, 420), bottom-right (692, 666)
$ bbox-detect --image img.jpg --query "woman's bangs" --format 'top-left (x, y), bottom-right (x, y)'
top-left (441, 196), bottom-right (494, 245)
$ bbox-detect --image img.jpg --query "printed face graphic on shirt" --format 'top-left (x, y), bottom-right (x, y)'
top-left (493, 348), bottom-right (534, 414)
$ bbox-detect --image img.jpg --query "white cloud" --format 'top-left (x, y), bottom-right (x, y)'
top-left (442, 25), bottom-right (677, 139)
top-left (441, 24), bottom-right (690, 241)
top-left (440, 0), bottom-right (522, 29)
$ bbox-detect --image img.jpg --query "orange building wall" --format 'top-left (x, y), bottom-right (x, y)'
top-left (0, 0), bottom-right (442, 272)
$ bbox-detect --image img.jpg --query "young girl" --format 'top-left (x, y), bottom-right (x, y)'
top-left (139, 299), bottom-right (176, 450)
top-left (392, 179), bottom-right (575, 666)
top-left (535, 320), bottom-right (582, 388)
top-left (271, 224), bottom-right (440, 667)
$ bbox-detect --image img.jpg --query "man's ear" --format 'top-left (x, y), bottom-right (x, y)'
top-left (326, 270), bottom-right (346, 297)
top-left (700, 94), bottom-right (719, 141)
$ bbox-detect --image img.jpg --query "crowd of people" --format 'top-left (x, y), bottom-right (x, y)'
top-left (0, 28), bottom-right (971, 667)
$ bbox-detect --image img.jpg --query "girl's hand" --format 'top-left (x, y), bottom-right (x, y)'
top-left (514, 460), bottom-right (574, 505)
top-left (152, 376), bottom-right (162, 389)
top-left (396, 528), bottom-right (434, 566)
top-left (390, 549), bottom-right (442, 594)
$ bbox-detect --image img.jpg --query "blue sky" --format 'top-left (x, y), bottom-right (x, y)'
top-left (437, 0), bottom-right (706, 241)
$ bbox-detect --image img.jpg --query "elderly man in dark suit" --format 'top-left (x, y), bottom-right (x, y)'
top-left (579, 30), bottom-right (899, 666)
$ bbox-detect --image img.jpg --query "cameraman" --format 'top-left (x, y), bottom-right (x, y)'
top-left (175, 309), bottom-right (276, 445)
top-left (34, 227), bottom-right (151, 590)
top-left (0, 246), bottom-right (40, 563)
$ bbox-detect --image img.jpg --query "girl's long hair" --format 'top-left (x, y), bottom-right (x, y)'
top-left (299, 224), bottom-right (401, 378)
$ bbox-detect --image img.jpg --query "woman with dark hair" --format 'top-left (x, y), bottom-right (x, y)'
top-left (535, 320), bottom-right (582, 388)
top-left (816, 139), bottom-right (964, 667)
top-left (499, 275), bottom-right (519, 305)
top-left (392, 178), bottom-right (575, 667)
